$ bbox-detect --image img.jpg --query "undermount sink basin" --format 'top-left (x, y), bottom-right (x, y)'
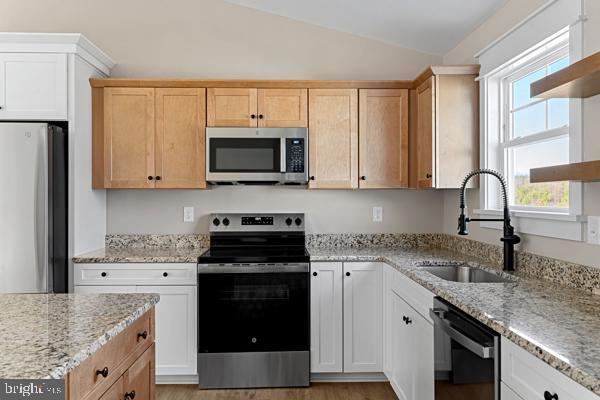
top-left (420, 265), bottom-right (512, 283)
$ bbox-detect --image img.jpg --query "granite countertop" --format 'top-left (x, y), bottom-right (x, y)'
top-left (309, 246), bottom-right (600, 395)
top-left (0, 293), bottom-right (159, 379)
top-left (72, 247), bottom-right (207, 263)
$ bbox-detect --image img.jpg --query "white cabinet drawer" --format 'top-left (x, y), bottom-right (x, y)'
top-left (393, 266), bottom-right (434, 323)
top-left (501, 337), bottom-right (600, 400)
top-left (74, 263), bottom-right (197, 285)
top-left (0, 53), bottom-right (68, 120)
top-left (501, 382), bottom-right (525, 400)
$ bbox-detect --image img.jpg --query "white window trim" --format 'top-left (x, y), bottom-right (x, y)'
top-left (478, 24), bottom-right (584, 241)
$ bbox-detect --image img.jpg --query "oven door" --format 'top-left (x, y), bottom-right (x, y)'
top-left (198, 265), bottom-right (309, 353)
top-left (205, 128), bottom-right (307, 183)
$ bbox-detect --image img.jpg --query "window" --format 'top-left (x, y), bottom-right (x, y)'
top-left (501, 34), bottom-right (570, 212)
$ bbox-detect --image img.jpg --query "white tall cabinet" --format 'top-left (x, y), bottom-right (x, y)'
top-left (0, 33), bottom-right (115, 291)
top-left (310, 261), bottom-right (383, 374)
top-left (73, 263), bottom-right (198, 383)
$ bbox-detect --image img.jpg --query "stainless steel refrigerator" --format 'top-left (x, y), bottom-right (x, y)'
top-left (0, 123), bottom-right (68, 293)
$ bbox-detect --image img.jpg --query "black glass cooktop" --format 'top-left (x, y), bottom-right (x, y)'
top-left (198, 246), bottom-right (310, 264)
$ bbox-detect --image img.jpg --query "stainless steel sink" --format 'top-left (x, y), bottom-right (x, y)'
top-left (420, 265), bottom-right (512, 283)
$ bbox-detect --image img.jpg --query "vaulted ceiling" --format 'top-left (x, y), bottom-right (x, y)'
top-left (224, 0), bottom-right (507, 55)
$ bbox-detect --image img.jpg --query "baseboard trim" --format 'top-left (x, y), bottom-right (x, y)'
top-left (156, 375), bottom-right (198, 384)
top-left (310, 372), bottom-right (388, 382)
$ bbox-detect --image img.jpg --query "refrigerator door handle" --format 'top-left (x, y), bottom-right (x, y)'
top-left (33, 125), bottom-right (49, 293)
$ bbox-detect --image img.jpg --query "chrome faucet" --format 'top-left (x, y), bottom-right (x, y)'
top-left (458, 169), bottom-right (521, 271)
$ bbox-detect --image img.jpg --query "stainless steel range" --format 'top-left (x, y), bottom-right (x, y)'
top-left (197, 213), bottom-right (310, 389)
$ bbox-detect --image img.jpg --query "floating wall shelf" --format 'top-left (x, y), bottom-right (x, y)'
top-left (530, 50), bottom-right (600, 99)
top-left (530, 161), bottom-right (600, 183)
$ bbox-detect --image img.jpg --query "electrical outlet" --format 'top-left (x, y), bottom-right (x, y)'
top-left (588, 216), bottom-right (600, 245)
top-left (183, 207), bottom-right (194, 223)
top-left (372, 206), bottom-right (383, 223)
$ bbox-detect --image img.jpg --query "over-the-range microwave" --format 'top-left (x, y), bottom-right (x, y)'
top-left (206, 127), bottom-right (308, 184)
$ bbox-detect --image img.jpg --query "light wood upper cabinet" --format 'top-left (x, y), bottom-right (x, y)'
top-left (258, 88), bottom-right (308, 127)
top-left (155, 88), bottom-right (206, 189)
top-left (308, 89), bottom-right (358, 189)
top-left (413, 69), bottom-right (479, 189)
top-left (93, 87), bottom-right (206, 189)
top-left (102, 88), bottom-right (155, 188)
top-left (207, 88), bottom-right (257, 127)
top-left (359, 89), bottom-right (409, 189)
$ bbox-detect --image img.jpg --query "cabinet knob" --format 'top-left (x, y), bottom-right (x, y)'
top-left (163, 272), bottom-right (168, 277)
top-left (95, 367), bottom-right (109, 378)
top-left (426, 173), bottom-right (432, 179)
top-left (312, 272), bottom-right (318, 276)
top-left (137, 331), bottom-right (148, 340)
top-left (346, 272), bottom-right (351, 277)
top-left (258, 114), bottom-right (264, 119)
top-left (544, 391), bottom-right (558, 400)
top-left (101, 272), bottom-right (107, 277)
top-left (250, 114), bottom-right (256, 119)
top-left (148, 176), bottom-right (154, 180)
top-left (405, 317), bottom-right (412, 325)
top-left (0, 106), bottom-right (3, 110)
top-left (155, 176), bottom-right (161, 181)
top-left (125, 391), bottom-right (136, 400)
top-left (309, 176), bottom-right (315, 181)
top-left (360, 176), bottom-right (366, 180)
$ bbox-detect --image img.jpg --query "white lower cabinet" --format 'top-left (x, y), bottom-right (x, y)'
top-left (501, 337), bottom-right (600, 400)
top-left (384, 264), bottom-right (434, 400)
top-left (502, 382), bottom-right (525, 400)
top-left (73, 263), bottom-right (197, 381)
top-left (310, 262), bottom-right (382, 374)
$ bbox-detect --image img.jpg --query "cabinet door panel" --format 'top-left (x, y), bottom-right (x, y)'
top-left (310, 262), bottom-right (343, 373)
top-left (207, 88), bottom-right (257, 127)
top-left (343, 262), bottom-right (382, 373)
top-left (417, 77), bottom-right (435, 188)
top-left (0, 53), bottom-right (67, 120)
top-left (103, 88), bottom-right (155, 188)
top-left (137, 285), bottom-right (197, 376)
top-left (75, 285), bottom-right (137, 294)
top-left (359, 89), bottom-right (409, 188)
top-left (123, 344), bottom-right (155, 400)
top-left (257, 89), bottom-right (307, 127)
top-left (98, 376), bottom-right (124, 400)
top-left (308, 89), bottom-right (358, 189)
top-left (155, 88), bottom-right (206, 188)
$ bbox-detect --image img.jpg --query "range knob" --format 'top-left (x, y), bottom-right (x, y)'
top-left (295, 217), bottom-right (302, 226)
top-left (212, 218), bottom-right (220, 226)
top-left (222, 218), bottom-right (230, 226)
top-left (285, 217), bottom-right (293, 226)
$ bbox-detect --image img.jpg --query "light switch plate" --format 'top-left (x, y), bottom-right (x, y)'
top-left (183, 207), bottom-right (194, 223)
top-left (372, 206), bottom-right (383, 223)
top-left (588, 216), bottom-right (600, 245)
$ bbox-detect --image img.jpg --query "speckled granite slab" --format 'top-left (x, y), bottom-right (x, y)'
top-left (72, 246), bottom-right (207, 263)
top-left (309, 246), bottom-right (600, 395)
top-left (0, 293), bottom-right (159, 379)
top-left (105, 234), bottom-right (209, 248)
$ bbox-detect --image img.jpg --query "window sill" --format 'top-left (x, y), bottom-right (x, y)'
top-left (473, 209), bottom-right (584, 241)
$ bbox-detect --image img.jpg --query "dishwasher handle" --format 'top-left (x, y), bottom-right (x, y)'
top-left (430, 308), bottom-right (495, 359)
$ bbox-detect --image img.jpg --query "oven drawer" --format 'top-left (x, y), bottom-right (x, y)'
top-left (74, 263), bottom-right (197, 285)
top-left (501, 337), bottom-right (599, 400)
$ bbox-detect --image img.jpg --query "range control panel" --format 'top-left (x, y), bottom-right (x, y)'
top-left (210, 213), bottom-right (305, 232)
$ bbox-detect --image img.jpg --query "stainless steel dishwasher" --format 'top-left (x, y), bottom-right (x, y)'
top-left (430, 297), bottom-right (500, 400)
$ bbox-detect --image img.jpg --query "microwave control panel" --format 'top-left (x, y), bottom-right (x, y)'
top-left (286, 138), bottom-right (305, 173)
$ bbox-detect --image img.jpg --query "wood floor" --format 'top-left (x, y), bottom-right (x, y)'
top-left (156, 383), bottom-right (398, 400)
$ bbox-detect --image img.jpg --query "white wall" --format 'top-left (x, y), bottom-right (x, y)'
top-left (1, 0), bottom-right (444, 236)
top-left (441, 0), bottom-right (600, 268)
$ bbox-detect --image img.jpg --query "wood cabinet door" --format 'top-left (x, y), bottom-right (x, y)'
top-left (155, 88), bottom-right (206, 189)
top-left (103, 88), bottom-right (155, 188)
top-left (257, 88), bottom-right (308, 127)
top-left (358, 89), bottom-right (409, 188)
top-left (308, 89), bottom-right (358, 189)
top-left (343, 262), bottom-right (383, 373)
top-left (310, 262), bottom-right (343, 373)
top-left (123, 343), bottom-right (155, 400)
top-left (416, 77), bottom-right (435, 188)
top-left (98, 376), bottom-right (124, 400)
top-left (207, 88), bottom-right (257, 127)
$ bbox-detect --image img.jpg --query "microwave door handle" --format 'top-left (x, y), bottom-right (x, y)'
top-left (280, 138), bottom-right (287, 173)
top-left (430, 308), bottom-right (494, 359)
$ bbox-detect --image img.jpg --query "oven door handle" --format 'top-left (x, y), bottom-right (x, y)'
top-left (197, 263), bottom-right (309, 274)
top-left (429, 308), bottom-right (494, 359)
top-left (280, 138), bottom-right (287, 173)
